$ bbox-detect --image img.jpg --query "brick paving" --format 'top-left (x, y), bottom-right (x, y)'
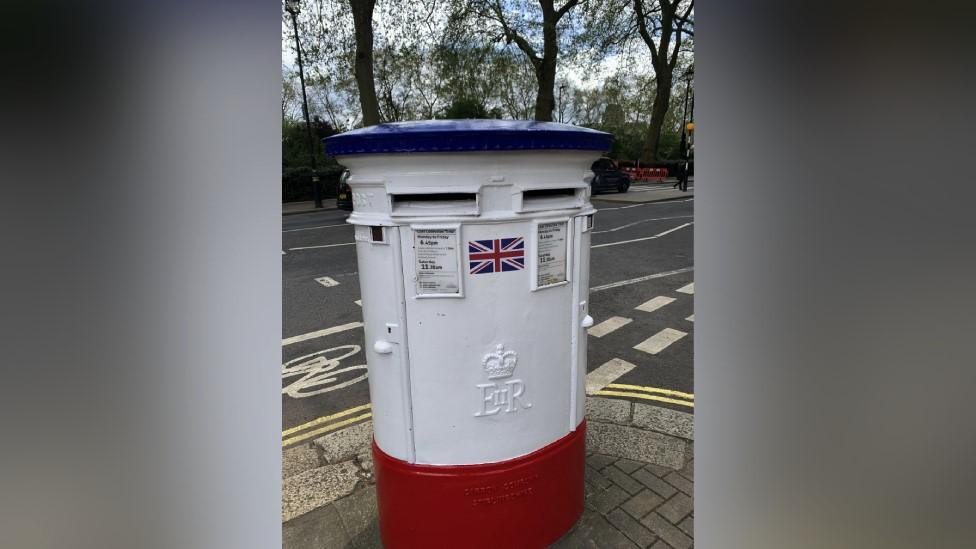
top-left (283, 452), bottom-right (694, 548)
top-left (552, 453), bottom-right (694, 548)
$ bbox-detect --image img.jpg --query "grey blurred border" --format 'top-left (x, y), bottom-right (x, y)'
top-left (698, 1), bottom-right (976, 548)
top-left (3, 1), bottom-right (976, 548)
top-left (0, 2), bottom-right (281, 549)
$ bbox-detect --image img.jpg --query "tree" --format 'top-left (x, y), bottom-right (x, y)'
top-left (634, 0), bottom-right (693, 162)
top-left (349, 0), bottom-right (382, 125)
top-left (461, 0), bottom-right (582, 121)
top-left (444, 97), bottom-right (491, 119)
top-left (578, 0), bottom-right (693, 161)
top-left (282, 72), bottom-right (301, 120)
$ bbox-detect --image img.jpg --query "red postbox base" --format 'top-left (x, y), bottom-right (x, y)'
top-left (372, 420), bottom-right (587, 549)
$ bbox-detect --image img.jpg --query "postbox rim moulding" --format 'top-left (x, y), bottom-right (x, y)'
top-left (324, 119), bottom-right (613, 157)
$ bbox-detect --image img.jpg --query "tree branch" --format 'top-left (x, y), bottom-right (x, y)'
top-left (556, 0), bottom-right (581, 20)
top-left (488, 0), bottom-right (542, 68)
top-left (669, 30), bottom-right (683, 68)
top-left (675, 0), bottom-right (694, 34)
top-left (634, 0), bottom-right (660, 69)
top-left (670, 0), bottom-right (694, 66)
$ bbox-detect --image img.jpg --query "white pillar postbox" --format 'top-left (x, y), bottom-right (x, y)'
top-left (325, 120), bottom-right (612, 549)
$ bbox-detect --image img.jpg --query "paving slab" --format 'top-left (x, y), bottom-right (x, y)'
top-left (282, 503), bottom-right (351, 549)
top-left (282, 444), bottom-right (322, 481)
top-left (587, 396), bottom-right (633, 424)
top-left (551, 508), bottom-right (640, 549)
top-left (632, 468), bottom-right (678, 499)
top-left (607, 507), bottom-right (659, 548)
top-left (656, 491), bottom-right (694, 524)
top-left (621, 489), bottom-right (665, 520)
top-left (282, 462), bottom-right (360, 522)
top-left (588, 421), bottom-right (690, 469)
top-left (334, 487), bottom-right (381, 549)
top-left (632, 403), bottom-right (695, 440)
top-left (313, 420), bottom-right (373, 464)
top-left (641, 511), bottom-right (693, 549)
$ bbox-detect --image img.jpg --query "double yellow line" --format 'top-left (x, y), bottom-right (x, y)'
top-left (282, 404), bottom-right (373, 447)
top-left (282, 385), bottom-right (690, 447)
top-left (593, 383), bottom-right (694, 408)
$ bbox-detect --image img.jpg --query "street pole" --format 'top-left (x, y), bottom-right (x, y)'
top-left (558, 85), bottom-right (566, 123)
top-left (687, 91), bottom-right (694, 175)
top-left (679, 70), bottom-right (692, 159)
top-left (286, 0), bottom-right (323, 209)
top-left (676, 68), bottom-right (693, 191)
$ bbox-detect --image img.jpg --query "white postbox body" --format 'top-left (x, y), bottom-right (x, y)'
top-left (327, 121), bottom-right (612, 548)
top-left (328, 121), bottom-right (610, 467)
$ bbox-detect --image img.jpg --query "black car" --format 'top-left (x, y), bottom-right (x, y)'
top-left (336, 169), bottom-right (353, 210)
top-left (590, 158), bottom-right (630, 194)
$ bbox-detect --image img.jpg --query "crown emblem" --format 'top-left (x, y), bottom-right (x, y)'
top-left (482, 344), bottom-right (518, 379)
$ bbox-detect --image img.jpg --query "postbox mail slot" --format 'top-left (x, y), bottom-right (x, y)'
top-left (391, 192), bottom-right (479, 216)
top-left (519, 187), bottom-right (584, 212)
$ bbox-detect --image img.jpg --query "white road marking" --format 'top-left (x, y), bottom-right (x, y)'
top-left (282, 223), bottom-right (351, 233)
top-left (585, 358), bottom-right (637, 394)
top-left (634, 328), bottom-right (687, 355)
top-left (592, 215), bottom-right (694, 234)
top-left (281, 345), bottom-right (368, 399)
top-left (654, 222), bottom-right (694, 238)
top-left (282, 251), bottom-right (286, 255)
top-left (676, 282), bottom-right (694, 294)
top-left (288, 242), bottom-right (356, 251)
top-left (590, 267), bottom-right (694, 292)
top-left (591, 222), bottom-right (693, 249)
top-left (282, 321), bottom-right (363, 346)
top-left (596, 198), bottom-right (694, 211)
top-left (315, 276), bottom-right (340, 288)
top-left (587, 316), bottom-right (632, 338)
top-left (686, 314), bottom-right (695, 322)
top-left (354, 300), bottom-right (362, 307)
top-left (635, 296), bottom-right (676, 313)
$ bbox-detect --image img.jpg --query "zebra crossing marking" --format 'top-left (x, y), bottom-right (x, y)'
top-left (635, 296), bottom-right (676, 313)
top-left (585, 358), bottom-right (637, 394)
top-left (634, 328), bottom-right (687, 355)
top-left (587, 316), bottom-right (633, 338)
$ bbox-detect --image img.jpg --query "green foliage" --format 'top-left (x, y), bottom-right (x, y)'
top-left (282, 0), bottom-right (694, 172)
top-left (281, 117), bottom-right (341, 170)
top-left (443, 97), bottom-right (494, 119)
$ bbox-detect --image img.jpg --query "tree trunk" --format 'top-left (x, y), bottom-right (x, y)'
top-left (350, 0), bottom-right (381, 126)
top-left (641, 73), bottom-right (672, 162)
top-left (533, 56), bottom-right (557, 121)
top-left (533, 3), bottom-right (560, 122)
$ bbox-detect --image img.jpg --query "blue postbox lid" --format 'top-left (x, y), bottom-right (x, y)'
top-left (324, 119), bottom-right (613, 156)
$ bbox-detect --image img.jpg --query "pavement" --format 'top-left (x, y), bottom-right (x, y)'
top-left (281, 179), bottom-right (694, 547)
top-left (594, 179), bottom-right (694, 204)
top-left (283, 200), bottom-right (339, 215)
top-left (284, 442), bottom-right (694, 549)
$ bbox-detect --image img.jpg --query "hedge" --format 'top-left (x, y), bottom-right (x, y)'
top-left (282, 166), bottom-right (346, 203)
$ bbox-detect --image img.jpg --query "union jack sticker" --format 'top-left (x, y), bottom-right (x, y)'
top-left (468, 237), bottom-right (525, 274)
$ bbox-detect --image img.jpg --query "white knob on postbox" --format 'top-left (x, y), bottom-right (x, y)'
top-left (374, 340), bottom-right (394, 354)
top-left (581, 315), bottom-right (594, 328)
